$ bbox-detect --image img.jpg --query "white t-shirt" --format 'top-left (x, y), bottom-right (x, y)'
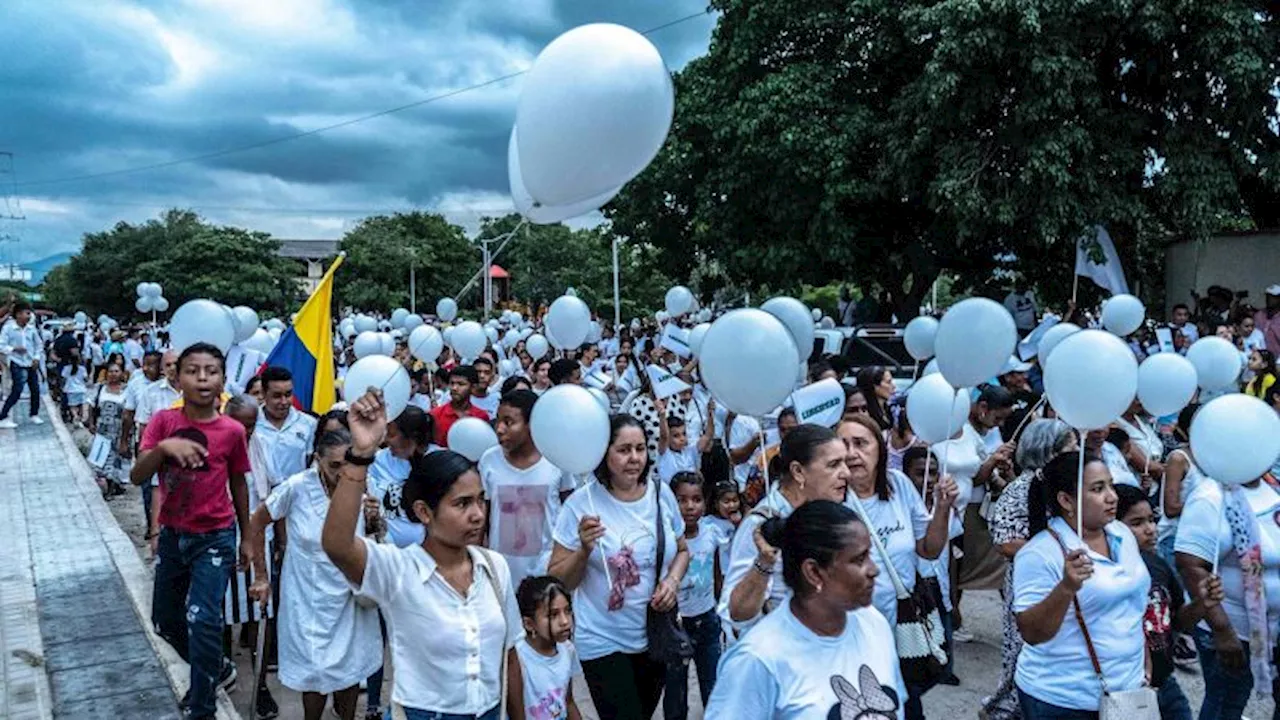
top-left (1013, 518), bottom-right (1150, 711)
top-left (725, 413), bottom-right (762, 490)
top-left (705, 604), bottom-right (905, 720)
top-left (514, 638), bottom-right (578, 720)
top-left (471, 391), bottom-right (499, 420)
top-left (929, 423), bottom-right (987, 508)
top-left (551, 480), bottom-right (682, 661)
top-left (367, 449), bottom-right (426, 548)
top-left (656, 445), bottom-right (700, 484)
top-left (478, 447), bottom-right (575, 586)
top-left (61, 364), bottom-right (88, 396)
top-left (1174, 481), bottom-right (1280, 641)
top-left (1004, 291), bottom-right (1038, 331)
top-left (718, 487), bottom-right (795, 634)
top-left (408, 393), bottom-right (432, 412)
top-left (1157, 449), bottom-right (1205, 544)
top-left (1102, 442), bottom-right (1141, 488)
top-left (678, 517), bottom-right (731, 618)
top-left (705, 516), bottom-right (737, 587)
top-left (849, 470), bottom-right (930, 626)
top-left (1116, 415), bottom-right (1162, 464)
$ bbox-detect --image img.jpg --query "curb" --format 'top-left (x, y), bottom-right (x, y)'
top-left (44, 397), bottom-right (242, 720)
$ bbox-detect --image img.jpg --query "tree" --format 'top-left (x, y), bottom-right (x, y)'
top-left (337, 212), bottom-right (476, 313)
top-left (49, 210), bottom-right (301, 317)
top-left (606, 0), bottom-right (1280, 315)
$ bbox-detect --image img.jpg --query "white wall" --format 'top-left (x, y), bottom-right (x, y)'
top-left (1164, 232), bottom-right (1280, 316)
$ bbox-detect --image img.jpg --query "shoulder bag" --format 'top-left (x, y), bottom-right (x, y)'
top-left (647, 482), bottom-right (695, 663)
top-left (1046, 529), bottom-right (1159, 720)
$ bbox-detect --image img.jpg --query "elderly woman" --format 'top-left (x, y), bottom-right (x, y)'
top-left (981, 419), bottom-right (1077, 720)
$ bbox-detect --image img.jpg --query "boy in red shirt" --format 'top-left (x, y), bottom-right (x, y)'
top-left (428, 364), bottom-right (491, 446)
top-left (132, 342), bottom-right (252, 719)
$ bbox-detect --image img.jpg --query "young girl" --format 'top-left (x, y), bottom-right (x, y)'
top-left (62, 359), bottom-right (90, 426)
top-left (705, 480), bottom-right (742, 581)
top-left (666, 472), bottom-right (728, 719)
top-left (512, 576), bottom-right (581, 720)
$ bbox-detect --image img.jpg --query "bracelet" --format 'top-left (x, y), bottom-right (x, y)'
top-left (752, 559), bottom-right (774, 576)
top-left (344, 448), bottom-right (376, 466)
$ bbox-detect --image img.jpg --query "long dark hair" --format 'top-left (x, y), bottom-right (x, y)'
top-left (593, 414), bottom-right (652, 488)
top-left (839, 413), bottom-right (892, 500)
top-left (403, 450), bottom-right (475, 521)
top-left (855, 366), bottom-right (892, 430)
top-left (392, 405), bottom-right (433, 454)
top-left (1027, 451), bottom-right (1103, 536)
top-left (764, 499), bottom-right (864, 597)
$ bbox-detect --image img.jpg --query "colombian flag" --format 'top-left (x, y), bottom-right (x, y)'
top-left (263, 253), bottom-right (344, 414)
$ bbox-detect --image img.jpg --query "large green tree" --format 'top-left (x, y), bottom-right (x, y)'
top-left (49, 209), bottom-right (301, 317)
top-left (607, 0), bottom-right (1280, 314)
top-left (337, 212), bottom-right (476, 313)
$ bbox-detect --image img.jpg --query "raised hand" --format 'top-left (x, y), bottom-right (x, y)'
top-left (347, 390), bottom-right (388, 456)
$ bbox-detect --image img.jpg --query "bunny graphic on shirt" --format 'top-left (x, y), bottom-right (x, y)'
top-left (828, 665), bottom-right (900, 720)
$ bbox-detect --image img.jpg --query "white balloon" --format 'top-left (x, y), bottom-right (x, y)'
top-left (811, 308), bottom-right (822, 322)
top-left (451, 321), bottom-right (488, 359)
top-left (530, 384), bottom-right (610, 474)
top-left (508, 129), bottom-right (622, 223)
top-left (354, 315), bottom-right (377, 333)
top-left (268, 327), bottom-right (282, 341)
top-left (408, 325), bottom-right (444, 363)
top-left (1137, 353), bottom-right (1198, 417)
top-left (443, 326), bottom-right (455, 348)
top-left (665, 286), bottom-right (694, 317)
top-left (689, 323), bottom-right (711, 358)
top-left (169, 299), bottom-right (236, 354)
top-left (527, 334), bottom-right (550, 361)
top-left (503, 328), bottom-right (520, 350)
top-left (517, 25), bottom-right (673, 206)
top-left (436, 298), bottom-right (458, 322)
top-left (700, 309), bottom-right (799, 416)
top-left (1101, 294), bottom-right (1146, 337)
top-left (1044, 330), bottom-right (1138, 429)
top-left (340, 323), bottom-right (357, 339)
top-left (265, 318), bottom-right (286, 332)
top-left (935, 298), bottom-right (1018, 388)
top-left (379, 332), bottom-right (396, 357)
top-left (353, 331), bottom-right (382, 359)
top-left (242, 328), bottom-right (272, 355)
top-left (1191, 393), bottom-right (1280, 486)
top-left (903, 316), bottom-right (939, 361)
top-left (1037, 322), bottom-right (1080, 363)
top-left (546, 295), bottom-right (591, 350)
top-left (485, 326), bottom-right (500, 345)
top-left (135, 296), bottom-right (155, 313)
top-left (907, 373), bottom-right (971, 444)
top-left (343, 356), bottom-right (411, 420)
top-left (586, 387), bottom-right (611, 412)
top-left (390, 308), bottom-right (410, 329)
top-left (153, 296), bottom-right (170, 313)
top-left (230, 307), bottom-right (259, 343)
top-left (586, 321), bottom-right (602, 344)
top-left (146, 282), bottom-right (163, 298)
top-left (1186, 336), bottom-right (1241, 391)
top-left (655, 310), bottom-right (668, 324)
top-left (136, 282), bottom-right (148, 298)
top-left (402, 313), bottom-right (424, 331)
top-left (922, 358), bottom-right (940, 376)
top-left (761, 296), bottom-right (815, 363)
top-left (819, 316), bottom-right (836, 329)
top-left (74, 311), bottom-right (87, 323)
top-left (448, 417), bottom-right (499, 462)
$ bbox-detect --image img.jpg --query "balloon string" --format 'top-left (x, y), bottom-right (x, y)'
top-left (911, 360), bottom-right (920, 383)
top-left (1212, 502), bottom-right (1224, 575)
top-left (1076, 432), bottom-right (1086, 540)
top-left (586, 480), bottom-right (613, 589)
top-left (939, 392), bottom-right (958, 480)
top-left (922, 451), bottom-right (934, 519)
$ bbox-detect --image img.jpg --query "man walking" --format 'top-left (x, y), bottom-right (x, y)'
top-left (0, 302), bottom-right (45, 429)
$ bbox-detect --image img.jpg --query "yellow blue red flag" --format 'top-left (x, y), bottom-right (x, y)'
top-left (262, 253), bottom-right (344, 414)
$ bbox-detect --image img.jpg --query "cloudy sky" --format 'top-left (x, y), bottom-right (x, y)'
top-left (0, 0), bottom-right (716, 266)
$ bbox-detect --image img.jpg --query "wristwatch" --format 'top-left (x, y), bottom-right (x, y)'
top-left (344, 448), bottom-right (376, 466)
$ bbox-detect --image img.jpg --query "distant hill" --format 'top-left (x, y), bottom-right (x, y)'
top-left (22, 252), bottom-right (75, 284)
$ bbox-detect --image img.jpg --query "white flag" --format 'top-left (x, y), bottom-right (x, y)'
top-left (1075, 226), bottom-right (1129, 296)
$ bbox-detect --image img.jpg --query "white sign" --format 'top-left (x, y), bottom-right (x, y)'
top-left (646, 364), bottom-right (690, 400)
top-left (225, 346), bottom-right (265, 394)
top-left (790, 378), bottom-right (845, 428)
top-left (659, 325), bottom-right (693, 358)
top-left (584, 367), bottom-right (612, 390)
top-left (87, 434), bottom-right (113, 468)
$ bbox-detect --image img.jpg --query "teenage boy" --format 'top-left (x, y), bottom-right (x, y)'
top-left (0, 302), bottom-right (44, 428)
top-left (429, 365), bottom-right (490, 447)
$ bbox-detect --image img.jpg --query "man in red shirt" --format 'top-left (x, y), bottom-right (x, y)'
top-left (131, 342), bottom-right (252, 719)
top-left (429, 365), bottom-right (490, 447)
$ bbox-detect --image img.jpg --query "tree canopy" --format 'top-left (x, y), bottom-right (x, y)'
top-left (606, 0), bottom-right (1280, 314)
top-left (336, 212), bottom-right (476, 313)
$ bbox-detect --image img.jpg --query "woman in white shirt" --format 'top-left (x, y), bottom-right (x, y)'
top-left (548, 414), bottom-right (690, 720)
top-left (249, 428), bottom-right (381, 720)
top-left (323, 390), bottom-right (522, 720)
top-left (705, 499), bottom-right (905, 719)
top-left (1013, 451), bottom-right (1150, 719)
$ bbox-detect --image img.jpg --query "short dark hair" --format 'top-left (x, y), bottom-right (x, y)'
top-left (778, 407), bottom-right (797, 422)
top-left (260, 366), bottom-right (293, 390)
top-left (1172, 303), bottom-right (1190, 313)
top-left (177, 342), bottom-right (225, 371)
top-left (499, 389), bottom-right (538, 423)
top-left (12, 301), bottom-right (31, 314)
top-left (500, 375), bottom-right (531, 396)
top-left (472, 356), bottom-right (494, 370)
top-left (1114, 483), bottom-right (1150, 522)
top-left (549, 359), bottom-right (579, 385)
top-left (767, 499), bottom-right (864, 597)
top-left (143, 350), bottom-right (163, 362)
top-left (976, 384), bottom-right (1015, 411)
top-left (902, 444), bottom-right (931, 472)
top-left (449, 365), bottom-right (479, 384)
top-left (667, 416), bottom-right (686, 430)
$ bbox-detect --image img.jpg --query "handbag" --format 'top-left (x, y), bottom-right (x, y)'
top-left (847, 492), bottom-right (948, 685)
top-left (647, 482), bottom-right (695, 664)
top-left (1047, 529), bottom-right (1159, 720)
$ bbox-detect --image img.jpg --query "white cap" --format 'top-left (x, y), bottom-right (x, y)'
top-left (1001, 356), bottom-right (1033, 374)
top-left (1266, 284), bottom-right (1280, 296)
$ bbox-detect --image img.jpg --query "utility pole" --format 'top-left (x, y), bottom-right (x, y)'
top-left (0, 152), bottom-right (26, 282)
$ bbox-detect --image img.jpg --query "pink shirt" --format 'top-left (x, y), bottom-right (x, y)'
top-left (142, 408), bottom-right (251, 534)
top-left (1256, 308), bottom-right (1280, 356)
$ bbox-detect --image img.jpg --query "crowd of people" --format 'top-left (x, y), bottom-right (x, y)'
top-left (1, 282), bottom-right (1279, 720)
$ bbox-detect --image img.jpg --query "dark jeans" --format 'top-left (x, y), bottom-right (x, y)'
top-left (663, 609), bottom-right (722, 720)
top-left (394, 705), bottom-right (498, 720)
top-left (0, 361), bottom-right (39, 420)
top-left (142, 481), bottom-right (153, 519)
top-left (1158, 675), bottom-right (1194, 720)
top-left (153, 527), bottom-right (236, 719)
top-left (1018, 688), bottom-right (1099, 720)
top-left (582, 651), bottom-right (666, 720)
top-left (367, 612), bottom-right (388, 710)
top-left (1192, 627), bottom-right (1261, 720)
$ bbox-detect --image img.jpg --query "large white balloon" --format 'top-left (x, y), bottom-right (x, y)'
top-left (230, 307), bottom-right (259, 343)
top-left (761, 296), bottom-right (815, 363)
top-left (169, 299), bottom-right (236, 354)
top-left (1186, 336), bottom-right (1241, 391)
top-left (1191, 394), bottom-right (1280, 486)
top-left (390, 308), bottom-right (410, 329)
top-left (436, 297), bottom-right (459, 322)
top-left (340, 323), bottom-right (357, 339)
top-left (907, 373), bottom-right (971, 444)
top-left (1137, 353), bottom-right (1198, 417)
top-left (530, 384), bottom-right (611, 474)
top-left (1044, 330), bottom-right (1138, 429)
top-left (700, 309), bottom-right (799, 416)
top-left (903, 316), bottom-right (939, 361)
top-left (448, 417), bottom-right (500, 462)
top-left (135, 296), bottom-right (155, 313)
top-left (526, 334), bottom-right (550, 361)
top-left (689, 323), bottom-right (711, 358)
top-left (586, 387), bottom-right (611, 412)
top-left (244, 328), bottom-right (275, 355)
top-left (354, 315), bottom-right (377, 333)
top-left (546, 295), bottom-right (591, 350)
top-left (1037, 322), bottom-right (1080, 362)
top-left (408, 325), bottom-right (444, 363)
top-left (935, 298), bottom-right (1017, 388)
top-left (353, 331), bottom-right (382, 359)
top-left (343, 356), bottom-right (411, 420)
top-left (516, 24), bottom-right (674, 207)
top-left (508, 129), bottom-right (621, 223)
top-left (1101, 294), bottom-right (1146, 337)
top-left (402, 313), bottom-right (424, 331)
top-left (451, 321), bottom-right (488, 359)
top-left (485, 326), bottom-right (500, 345)
top-left (378, 332), bottom-right (396, 357)
top-left (665, 286), bottom-right (694, 317)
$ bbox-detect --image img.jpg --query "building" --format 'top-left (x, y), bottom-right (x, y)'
top-left (276, 239), bottom-right (340, 294)
top-left (1164, 231), bottom-right (1280, 316)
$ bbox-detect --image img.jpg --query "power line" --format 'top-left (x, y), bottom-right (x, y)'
top-left (16, 9), bottom-right (712, 190)
top-left (31, 198), bottom-right (518, 215)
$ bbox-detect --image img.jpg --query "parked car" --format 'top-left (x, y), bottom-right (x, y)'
top-left (813, 323), bottom-right (921, 390)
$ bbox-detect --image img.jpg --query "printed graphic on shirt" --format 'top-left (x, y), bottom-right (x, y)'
top-left (379, 482), bottom-right (410, 522)
top-left (495, 484), bottom-right (548, 557)
top-left (162, 427), bottom-right (210, 518)
top-left (828, 665), bottom-right (900, 720)
top-left (1144, 584), bottom-right (1173, 655)
top-left (606, 527), bottom-right (655, 611)
top-left (529, 685), bottom-right (567, 720)
top-left (681, 545), bottom-right (713, 597)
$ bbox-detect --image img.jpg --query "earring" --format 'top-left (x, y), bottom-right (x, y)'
top-left (815, 583), bottom-right (824, 594)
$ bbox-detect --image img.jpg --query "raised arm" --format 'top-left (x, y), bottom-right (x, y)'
top-left (321, 390), bottom-right (386, 587)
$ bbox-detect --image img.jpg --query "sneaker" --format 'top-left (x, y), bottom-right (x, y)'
top-left (217, 658), bottom-right (238, 692)
top-left (952, 626), bottom-right (975, 643)
top-left (29, 416), bottom-right (43, 425)
top-left (938, 673), bottom-right (961, 686)
top-left (255, 687), bottom-right (280, 720)
top-left (0, 419), bottom-right (16, 429)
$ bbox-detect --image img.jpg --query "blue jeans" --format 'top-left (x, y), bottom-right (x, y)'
top-left (1158, 675), bottom-right (1193, 720)
top-left (152, 527), bottom-right (236, 719)
top-left (367, 612), bottom-right (387, 710)
top-left (0, 360), bottom-right (39, 420)
top-left (391, 705), bottom-right (498, 720)
top-left (663, 609), bottom-right (722, 720)
top-left (1193, 627), bottom-right (1255, 720)
top-left (1018, 688), bottom-right (1098, 720)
